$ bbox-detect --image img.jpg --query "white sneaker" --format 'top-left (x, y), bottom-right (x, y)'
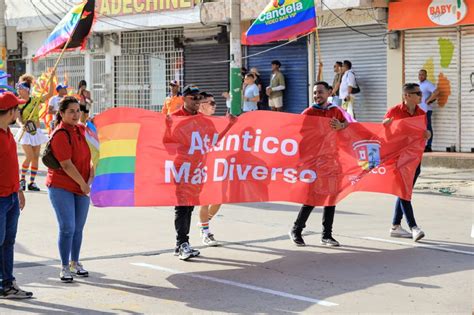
top-left (411, 226), bottom-right (425, 242)
top-left (60, 266), bottom-right (74, 283)
top-left (390, 225), bottom-right (412, 238)
top-left (70, 262), bottom-right (89, 277)
top-left (202, 233), bottom-right (219, 247)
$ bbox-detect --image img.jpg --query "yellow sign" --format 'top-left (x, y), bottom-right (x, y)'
top-left (98, 0), bottom-right (202, 16)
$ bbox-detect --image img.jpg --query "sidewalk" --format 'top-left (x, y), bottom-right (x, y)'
top-left (422, 152), bottom-right (474, 169)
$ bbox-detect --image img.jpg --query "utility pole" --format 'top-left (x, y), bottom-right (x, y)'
top-left (0, 0), bottom-right (7, 78)
top-left (229, 0), bottom-right (242, 116)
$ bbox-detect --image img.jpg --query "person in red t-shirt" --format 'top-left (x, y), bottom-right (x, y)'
top-left (383, 83), bottom-right (431, 242)
top-left (46, 96), bottom-right (93, 282)
top-left (289, 81), bottom-right (348, 248)
top-left (0, 92), bottom-right (33, 298)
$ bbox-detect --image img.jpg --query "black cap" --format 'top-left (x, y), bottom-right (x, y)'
top-left (200, 91), bottom-right (214, 98)
top-left (183, 84), bottom-right (200, 96)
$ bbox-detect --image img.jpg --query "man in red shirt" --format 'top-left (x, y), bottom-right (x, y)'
top-left (289, 81), bottom-right (348, 247)
top-left (168, 85), bottom-right (204, 260)
top-left (384, 83), bottom-right (431, 242)
top-left (0, 92), bottom-right (32, 298)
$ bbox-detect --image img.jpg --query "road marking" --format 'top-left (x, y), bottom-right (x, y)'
top-left (363, 237), bottom-right (474, 256)
top-left (132, 262), bottom-right (338, 307)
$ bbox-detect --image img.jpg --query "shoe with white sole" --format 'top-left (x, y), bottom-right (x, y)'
top-left (390, 225), bottom-right (412, 238)
top-left (202, 233), bottom-right (219, 246)
top-left (70, 262), bottom-right (89, 277)
top-left (60, 266), bottom-right (74, 283)
top-left (411, 226), bottom-right (425, 242)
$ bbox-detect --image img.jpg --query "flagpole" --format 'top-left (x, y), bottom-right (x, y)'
top-left (315, 22), bottom-right (322, 81)
top-left (17, 34), bottom-right (76, 142)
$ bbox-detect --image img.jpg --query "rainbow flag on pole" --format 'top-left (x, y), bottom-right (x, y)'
top-left (33, 0), bottom-right (95, 61)
top-left (242, 0), bottom-right (316, 45)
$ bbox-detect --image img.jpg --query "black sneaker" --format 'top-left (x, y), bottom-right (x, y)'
top-left (321, 236), bottom-right (340, 247)
top-left (28, 182), bottom-right (40, 191)
top-left (289, 229), bottom-right (305, 246)
top-left (19, 180), bottom-right (26, 191)
top-left (424, 146), bottom-right (432, 152)
top-left (1, 281), bottom-right (33, 299)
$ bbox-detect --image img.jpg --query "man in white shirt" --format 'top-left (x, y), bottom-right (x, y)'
top-left (339, 60), bottom-right (357, 119)
top-left (48, 84), bottom-right (68, 131)
top-left (418, 69), bottom-right (439, 152)
top-left (266, 60), bottom-right (285, 112)
top-left (242, 73), bottom-right (260, 112)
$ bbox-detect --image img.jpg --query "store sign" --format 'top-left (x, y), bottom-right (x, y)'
top-left (428, 0), bottom-right (468, 25)
top-left (97, 0), bottom-right (201, 16)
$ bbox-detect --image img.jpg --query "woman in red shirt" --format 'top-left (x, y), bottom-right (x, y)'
top-left (46, 96), bottom-right (93, 282)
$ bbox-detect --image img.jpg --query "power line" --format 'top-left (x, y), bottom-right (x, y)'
top-left (321, 0), bottom-right (388, 38)
top-left (28, 0), bottom-right (54, 30)
top-left (39, 0), bottom-right (63, 21)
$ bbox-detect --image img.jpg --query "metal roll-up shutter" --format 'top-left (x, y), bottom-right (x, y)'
top-left (405, 28), bottom-right (459, 152)
top-left (32, 54), bottom-right (85, 92)
top-left (184, 43), bottom-right (229, 116)
top-left (317, 25), bottom-right (387, 122)
top-left (246, 38), bottom-right (308, 114)
top-left (461, 26), bottom-right (474, 152)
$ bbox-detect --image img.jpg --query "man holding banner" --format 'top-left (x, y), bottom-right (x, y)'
top-left (289, 81), bottom-right (348, 247)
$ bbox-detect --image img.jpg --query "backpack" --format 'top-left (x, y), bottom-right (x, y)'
top-left (42, 129), bottom-right (71, 170)
top-left (350, 70), bottom-right (361, 94)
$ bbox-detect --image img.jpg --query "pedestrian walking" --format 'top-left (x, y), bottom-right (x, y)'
top-left (197, 92), bottom-right (221, 247)
top-left (418, 69), bottom-right (439, 152)
top-left (0, 92), bottom-right (33, 299)
top-left (384, 83), bottom-right (430, 242)
top-left (288, 81), bottom-right (348, 247)
top-left (49, 83), bottom-right (68, 131)
top-left (17, 73), bottom-right (55, 192)
top-left (77, 80), bottom-right (93, 123)
top-left (266, 60), bottom-right (285, 112)
top-left (339, 60), bottom-right (358, 119)
top-left (242, 73), bottom-right (260, 113)
top-left (169, 85), bottom-right (204, 260)
top-left (162, 80), bottom-right (184, 115)
top-left (46, 96), bottom-right (93, 282)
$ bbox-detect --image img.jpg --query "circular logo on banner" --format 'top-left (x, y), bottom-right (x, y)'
top-left (428, 0), bottom-right (468, 25)
top-left (272, 0), bottom-right (285, 8)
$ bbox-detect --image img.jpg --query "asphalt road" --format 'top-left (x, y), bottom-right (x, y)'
top-left (0, 163), bottom-right (472, 314)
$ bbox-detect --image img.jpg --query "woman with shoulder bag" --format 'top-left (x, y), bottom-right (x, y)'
top-left (46, 96), bottom-right (94, 283)
top-left (16, 73), bottom-right (55, 192)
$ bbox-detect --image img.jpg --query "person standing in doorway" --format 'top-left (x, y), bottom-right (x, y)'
top-left (418, 69), bottom-right (439, 152)
top-left (0, 92), bottom-right (33, 298)
top-left (250, 68), bottom-right (264, 110)
top-left (339, 60), bottom-right (357, 119)
top-left (331, 61), bottom-right (343, 106)
top-left (162, 80), bottom-right (184, 115)
top-left (242, 73), bottom-right (260, 113)
top-left (266, 60), bottom-right (285, 112)
top-left (384, 83), bottom-right (430, 242)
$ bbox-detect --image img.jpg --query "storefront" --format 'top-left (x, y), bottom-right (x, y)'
top-left (316, 24), bottom-right (388, 122)
top-left (389, 0), bottom-right (474, 152)
top-left (246, 37), bottom-right (309, 114)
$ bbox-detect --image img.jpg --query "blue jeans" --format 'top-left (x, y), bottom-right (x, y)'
top-left (0, 193), bottom-right (20, 290)
top-left (48, 187), bottom-right (90, 266)
top-left (426, 111), bottom-right (433, 147)
top-left (392, 164), bottom-right (421, 228)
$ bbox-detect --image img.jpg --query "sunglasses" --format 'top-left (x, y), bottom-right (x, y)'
top-left (408, 91), bottom-right (422, 96)
top-left (186, 95), bottom-right (203, 101)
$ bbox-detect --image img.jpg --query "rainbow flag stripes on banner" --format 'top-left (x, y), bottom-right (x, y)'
top-left (91, 122), bottom-right (141, 207)
top-left (243, 0), bottom-right (317, 45)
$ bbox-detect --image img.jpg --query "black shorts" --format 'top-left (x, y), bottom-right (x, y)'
top-left (80, 105), bottom-right (90, 114)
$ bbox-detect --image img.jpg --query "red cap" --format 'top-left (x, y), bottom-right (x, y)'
top-left (0, 92), bottom-right (27, 111)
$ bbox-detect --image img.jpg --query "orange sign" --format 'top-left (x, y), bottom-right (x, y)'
top-left (97, 0), bottom-right (202, 17)
top-left (389, 0), bottom-right (473, 30)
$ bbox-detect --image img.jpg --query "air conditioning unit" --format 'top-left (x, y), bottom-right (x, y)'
top-left (87, 34), bottom-right (104, 50)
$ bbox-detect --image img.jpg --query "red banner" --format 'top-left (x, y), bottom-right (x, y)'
top-left (91, 108), bottom-right (426, 207)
